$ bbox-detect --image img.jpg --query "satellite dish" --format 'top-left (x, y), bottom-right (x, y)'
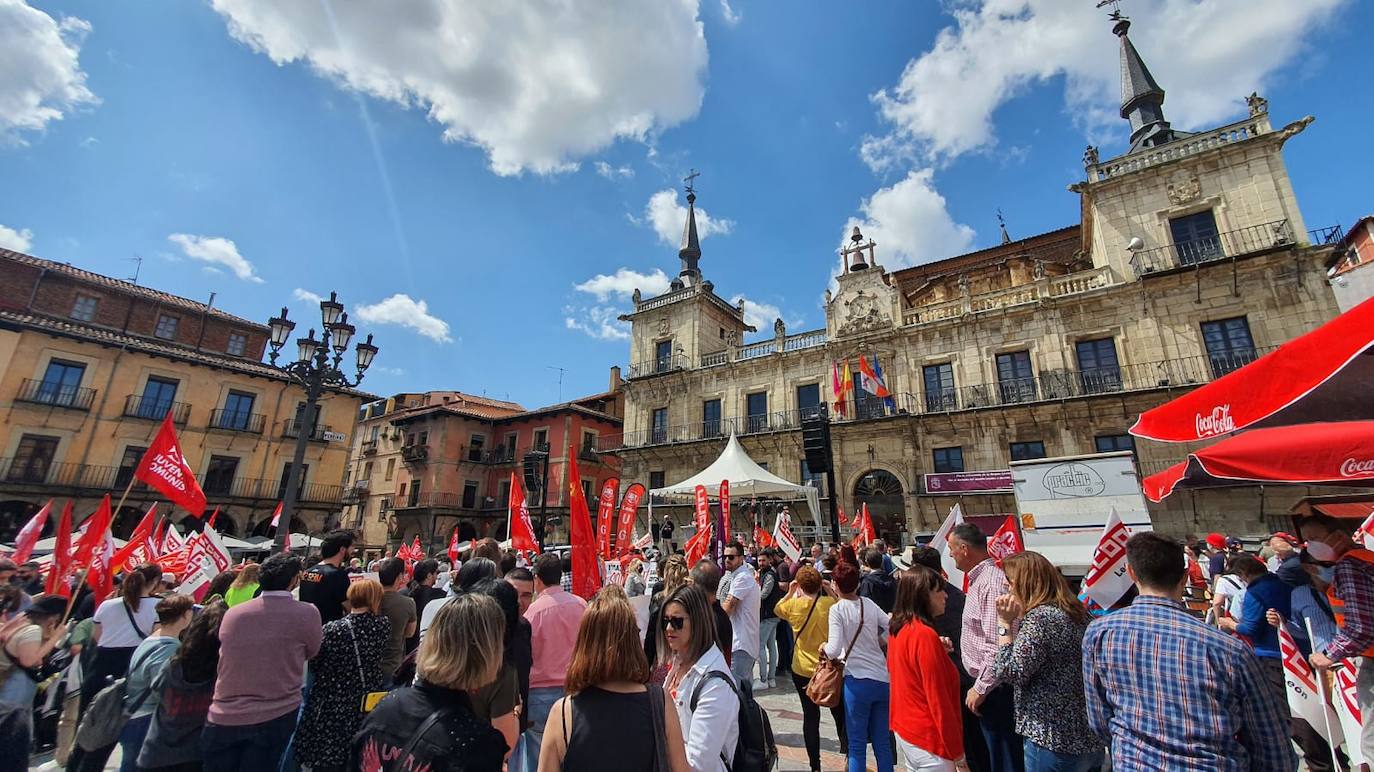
top-left (1126, 236), bottom-right (1144, 252)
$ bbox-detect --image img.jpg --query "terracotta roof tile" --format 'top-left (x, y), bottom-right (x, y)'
top-left (890, 225), bottom-right (1082, 285)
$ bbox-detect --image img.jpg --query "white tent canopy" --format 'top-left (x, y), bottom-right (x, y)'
top-left (650, 434), bottom-right (823, 531)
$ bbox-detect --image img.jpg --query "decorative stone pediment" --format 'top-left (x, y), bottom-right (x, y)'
top-left (828, 266), bottom-right (897, 339)
top-left (1166, 172), bottom-right (1201, 206)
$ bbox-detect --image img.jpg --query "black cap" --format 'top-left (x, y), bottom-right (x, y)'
top-left (26, 595), bottom-right (68, 618)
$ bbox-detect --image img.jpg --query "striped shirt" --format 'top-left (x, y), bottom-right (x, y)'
top-left (960, 559), bottom-right (1010, 695)
top-left (1082, 595), bottom-right (1295, 771)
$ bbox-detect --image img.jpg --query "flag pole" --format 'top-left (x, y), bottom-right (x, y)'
top-left (1305, 617), bottom-right (1343, 772)
top-left (110, 474), bottom-right (139, 526)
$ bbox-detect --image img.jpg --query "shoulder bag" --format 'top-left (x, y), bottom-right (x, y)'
top-left (346, 617), bottom-right (389, 713)
top-left (806, 598), bottom-right (862, 709)
top-left (123, 601), bottom-right (149, 640)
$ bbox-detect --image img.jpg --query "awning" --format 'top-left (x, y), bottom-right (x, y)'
top-left (1310, 501), bottom-right (1374, 520)
top-left (650, 434), bottom-right (823, 532)
top-left (1143, 421), bottom-right (1374, 502)
top-left (1130, 295), bottom-right (1374, 442)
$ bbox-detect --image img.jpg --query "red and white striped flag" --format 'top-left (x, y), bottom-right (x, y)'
top-left (1278, 625), bottom-right (1343, 749)
top-left (1082, 508), bottom-right (1133, 610)
top-left (270, 502), bottom-right (283, 529)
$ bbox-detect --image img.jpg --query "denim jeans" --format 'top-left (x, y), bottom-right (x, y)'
top-left (843, 675), bottom-right (894, 772)
top-left (512, 686), bottom-right (563, 772)
top-left (1023, 740), bottom-right (1103, 772)
top-left (978, 685), bottom-right (1024, 772)
top-left (201, 709), bottom-right (300, 772)
top-left (758, 617), bottom-right (781, 682)
top-left (732, 650), bottom-right (757, 687)
top-left (118, 713), bottom-right (154, 772)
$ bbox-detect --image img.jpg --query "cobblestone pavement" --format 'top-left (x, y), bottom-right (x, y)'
top-left (754, 680), bottom-right (866, 772)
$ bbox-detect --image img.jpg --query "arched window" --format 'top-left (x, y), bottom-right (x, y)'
top-left (854, 470), bottom-right (906, 545)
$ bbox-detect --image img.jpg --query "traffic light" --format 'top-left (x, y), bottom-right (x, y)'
top-left (802, 406), bottom-right (832, 473)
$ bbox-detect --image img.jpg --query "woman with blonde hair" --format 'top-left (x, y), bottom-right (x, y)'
top-left (352, 592), bottom-right (508, 771)
top-left (645, 555), bottom-right (690, 677)
top-left (990, 551), bottom-right (1103, 771)
top-left (296, 579), bottom-right (390, 772)
top-left (538, 585), bottom-right (689, 771)
top-left (223, 563), bottom-right (260, 607)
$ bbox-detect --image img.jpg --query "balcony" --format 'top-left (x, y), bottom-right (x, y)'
top-left (16, 378), bottom-right (97, 411)
top-left (281, 419), bottom-right (332, 442)
top-left (902, 266), bottom-right (1117, 327)
top-left (209, 408), bottom-right (265, 435)
top-left (627, 352), bottom-right (689, 379)
top-left (401, 444), bottom-right (429, 463)
top-left (464, 446), bottom-right (517, 465)
top-left (342, 479), bottom-right (370, 503)
top-left (392, 492), bottom-right (479, 514)
top-left (0, 458), bottom-right (343, 504)
top-left (122, 395), bottom-right (191, 425)
top-left (361, 439), bottom-right (378, 455)
top-left (1129, 219), bottom-right (1297, 276)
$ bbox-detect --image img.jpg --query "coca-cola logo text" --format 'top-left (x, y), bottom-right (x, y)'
top-left (1340, 458), bottom-right (1374, 478)
top-left (1195, 405), bottom-right (1236, 438)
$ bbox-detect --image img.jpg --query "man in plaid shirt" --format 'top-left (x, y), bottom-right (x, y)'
top-left (1082, 532), bottom-right (1295, 771)
top-left (1300, 513), bottom-right (1374, 764)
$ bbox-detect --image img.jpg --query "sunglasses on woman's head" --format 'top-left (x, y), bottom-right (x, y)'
top-left (662, 615), bottom-right (687, 630)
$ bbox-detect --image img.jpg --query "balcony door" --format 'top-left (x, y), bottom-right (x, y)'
top-left (277, 462), bottom-right (309, 502)
top-left (702, 399), bottom-right (722, 438)
top-left (8, 434), bottom-right (59, 483)
top-left (995, 351), bottom-right (1036, 404)
top-left (1075, 338), bottom-right (1122, 394)
top-left (38, 360), bottom-right (85, 406)
top-left (221, 391), bottom-right (256, 431)
top-left (797, 383), bottom-right (821, 420)
top-left (746, 392), bottom-right (769, 433)
top-left (1202, 317), bottom-right (1257, 377)
top-left (139, 377), bottom-right (179, 419)
top-left (1169, 210), bottom-right (1223, 265)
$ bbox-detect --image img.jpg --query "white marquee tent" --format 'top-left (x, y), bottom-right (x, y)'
top-left (648, 434), bottom-right (823, 532)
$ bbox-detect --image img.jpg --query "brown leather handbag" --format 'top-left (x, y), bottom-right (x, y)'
top-left (806, 598), bottom-right (863, 708)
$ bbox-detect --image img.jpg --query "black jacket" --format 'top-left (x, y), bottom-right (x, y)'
top-left (352, 680), bottom-right (507, 772)
top-left (858, 570), bottom-right (897, 614)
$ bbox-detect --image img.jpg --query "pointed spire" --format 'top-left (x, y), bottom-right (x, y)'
top-left (679, 170), bottom-right (702, 284)
top-left (1111, 11), bottom-right (1175, 151)
top-left (997, 210), bottom-right (1011, 245)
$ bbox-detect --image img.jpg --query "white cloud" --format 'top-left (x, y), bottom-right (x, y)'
top-left (564, 305), bottom-right (630, 341)
top-left (865, 0), bottom-right (1345, 167)
top-left (842, 169), bottom-right (976, 271)
top-left (167, 234), bottom-right (264, 283)
top-left (0, 224), bottom-right (34, 252)
top-left (354, 293), bottom-right (452, 343)
top-left (728, 295), bottom-right (799, 332)
top-left (0, 2), bottom-right (97, 144)
top-left (210, 0), bottom-right (708, 176)
top-left (719, 0), bottom-right (740, 25)
top-left (644, 189), bottom-right (734, 246)
top-left (292, 288), bottom-right (323, 304)
top-left (594, 161), bottom-right (634, 180)
top-left (573, 267), bottom-right (671, 302)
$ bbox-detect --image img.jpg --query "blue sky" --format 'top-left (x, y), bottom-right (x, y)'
top-left (2, 0), bottom-right (1370, 409)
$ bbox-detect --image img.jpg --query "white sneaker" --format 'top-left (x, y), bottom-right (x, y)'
top-left (751, 679), bottom-right (769, 692)
top-left (768, 678), bottom-right (777, 689)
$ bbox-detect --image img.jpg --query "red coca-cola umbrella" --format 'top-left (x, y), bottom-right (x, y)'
top-left (1143, 420), bottom-right (1374, 502)
top-left (1130, 295), bottom-right (1374, 443)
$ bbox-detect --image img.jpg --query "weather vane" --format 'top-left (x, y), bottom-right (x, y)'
top-left (684, 168), bottom-right (700, 195)
top-left (1096, 0), bottom-right (1126, 21)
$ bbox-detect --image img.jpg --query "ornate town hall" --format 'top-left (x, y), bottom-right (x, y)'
top-left (602, 13), bottom-right (1346, 543)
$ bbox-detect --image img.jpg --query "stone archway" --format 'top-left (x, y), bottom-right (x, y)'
top-left (853, 469), bottom-right (908, 545)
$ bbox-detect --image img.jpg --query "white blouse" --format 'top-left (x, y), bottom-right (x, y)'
top-left (821, 596), bottom-right (891, 683)
top-left (670, 645), bottom-right (740, 772)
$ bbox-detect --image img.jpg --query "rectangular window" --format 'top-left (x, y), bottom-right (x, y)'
top-left (533, 428), bottom-right (549, 451)
top-left (1095, 434), bottom-right (1136, 454)
top-left (220, 390), bottom-right (256, 431)
top-left (37, 359), bottom-right (86, 406)
top-left (369, 425), bottom-right (380, 442)
top-left (796, 383), bottom-right (822, 420)
top-left (363, 461), bottom-right (373, 479)
top-left (139, 376), bottom-right (179, 419)
top-left (581, 430), bottom-right (596, 454)
top-left (7, 434), bottom-right (60, 483)
top-left (203, 455), bottom-right (239, 496)
top-left (923, 363), bottom-right (956, 411)
top-left (746, 391), bottom-right (769, 432)
top-left (468, 434), bottom-right (486, 462)
top-left (504, 433), bottom-right (517, 460)
top-left (113, 446), bottom-right (147, 490)
top-left (1075, 338), bottom-right (1122, 394)
top-left (226, 332), bottom-right (247, 357)
top-left (996, 351), bottom-right (1037, 404)
top-left (651, 407), bottom-right (669, 444)
top-left (799, 459), bottom-right (826, 495)
top-left (385, 458), bottom-right (395, 481)
top-left (1010, 441), bottom-right (1047, 462)
top-left (408, 480), bottom-right (421, 507)
top-left (1202, 317), bottom-right (1258, 377)
top-left (655, 340), bottom-right (673, 373)
top-left (70, 294), bottom-right (98, 322)
top-left (462, 481), bottom-right (478, 509)
top-left (154, 314), bottom-right (179, 340)
top-left (702, 398), bottom-right (722, 438)
top-left (649, 471), bottom-right (665, 490)
top-left (498, 480), bottom-right (511, 508)
top-left (932, 447), bottom-right (965, 474)
top-left (1169, 210), bottom-right (1222, 265)
top-left (276, 462), bottom-right (308, 501)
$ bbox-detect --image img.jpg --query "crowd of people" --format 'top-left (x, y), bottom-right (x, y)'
top-left (1, 510), bottom-right (1373, 772)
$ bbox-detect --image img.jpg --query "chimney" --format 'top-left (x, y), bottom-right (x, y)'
top-left (609, 365), bottom-right (622, 391)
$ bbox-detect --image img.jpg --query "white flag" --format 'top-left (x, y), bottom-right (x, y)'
top-left (1082, 508), bottom-right (1133, 609)
top-left (1279, 625), bottom-right (1343, 748)
top-left (932, 504), bottom-right (965, 590)
top-left (772, 509), bottom-right (802, 562)
top-left (1332, 659), bottom-right (1365, 766)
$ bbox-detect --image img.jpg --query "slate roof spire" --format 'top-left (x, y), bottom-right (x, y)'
top-left (1113, 11), bottom-right (1176, 152)
top-left (679, 170), bottom-right (702, 284)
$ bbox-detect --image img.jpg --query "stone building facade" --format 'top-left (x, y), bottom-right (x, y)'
top-left (602, 16), bottom-right (1347, 544)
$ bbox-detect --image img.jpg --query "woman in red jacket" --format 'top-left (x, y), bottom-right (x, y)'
top-left (888, 566), bottom-right (967, 771)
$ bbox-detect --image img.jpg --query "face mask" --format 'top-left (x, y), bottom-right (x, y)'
top-left (1305, 540), bottom-right (1339, 563)
top-left (1317, 566), bottom-right (1336, 585)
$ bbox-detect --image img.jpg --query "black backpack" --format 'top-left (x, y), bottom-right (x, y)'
top-left (690, 671), bottom-right (777, 772)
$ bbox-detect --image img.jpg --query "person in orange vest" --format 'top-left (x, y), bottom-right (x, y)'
top-left (1299, 513), bottom-right (1374, 764)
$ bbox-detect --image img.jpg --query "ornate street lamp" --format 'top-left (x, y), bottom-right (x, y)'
top-left (265, 292), bottom-right (379, 552)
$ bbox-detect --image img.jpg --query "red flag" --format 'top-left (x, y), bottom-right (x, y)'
top-left (693, 485), bottom-right (710, 532)
top-left (832, 362), bottom-right (846, 419)
top-left (566, 446), bottom-right (601, 600)
top-left (45, 501), bottom-right (75, 597)
top-left (595, 478), bottom-right (620, 560)
top-left (408, 535), bottom-right (425, 565)
top-left (9, 500), bottom-right (51, 564)
top-left (614, 484), bottom-right (645, 557)
top-left (684, 522), bottom-right (712, 565)
top-left (508, 471), bottom-right (540, 553)
top-left (153, 518), bottom-right (167, 553)
top-left (86, 532), bottom-right (117, 602)
top-left (849, 504), bottom-right (868, 550)
top-left (838, 503), bottom-right (848, 527)
top-left (134, 413), bottom-right (206, 515)
top-left (206, 506), bottom-right (219, 530)
top-left (270, 501), bottom-right (283, 529)
top-left (72, 495), bottom-right (113, 569)
top-left (1082, 508), bottom-right (1133, 609)
top-left (754, 525), bottom-right (773, 549)
top-left (719, 480), bottom-right (731, 548)
top-left (987, 516), bottom-right (1024, 563)
top-left (111, 503), bottom-right (158, 571)
top-left (447, 528), bottom-right (460, 564)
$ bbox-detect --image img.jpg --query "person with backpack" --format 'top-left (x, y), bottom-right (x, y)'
top-left (114, 593), bottom-right (195, 772)
top-left (0, 595), bottom-right (67, 772)
top-left (659, 584), bottom-right (740, 771)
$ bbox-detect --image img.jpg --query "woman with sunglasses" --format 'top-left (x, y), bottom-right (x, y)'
top-left (658, 584), bottom-right (740, 772)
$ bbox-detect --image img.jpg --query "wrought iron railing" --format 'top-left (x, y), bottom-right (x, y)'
top-left (281, 419), bottom-right (332, 442)
top-left (627, 352), bottom-right (690, 379)
top-left (16, 378), bottom-right (97, 411)
top-left (208, 408), bottom-right (265, 434)
top-left (361, 439), bottom-right (378, 455)
top-left (0, 457), bottom-right (342, 503)
top-left (1309, 225), bottom-right (1344, 246)
top-left (122, 395), bottom-right (191, 425)
top-left (401, 444), bottom-right (429, 463)
top-left (1130, 219), bottom-right (1293, 275)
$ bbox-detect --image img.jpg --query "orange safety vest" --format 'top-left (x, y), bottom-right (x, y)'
top-left (1327, 548), bottom-right (1374, 657)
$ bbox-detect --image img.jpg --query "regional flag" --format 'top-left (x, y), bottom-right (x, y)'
top-left (134, 413), bottom-right (206, 515)
top-left (856, 356), bottom-right (880, 395)
top-left (871, 356), bottom-right (896, 409)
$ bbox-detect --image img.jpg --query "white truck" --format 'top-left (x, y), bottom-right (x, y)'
top-left (1010, 451), bottom-right (1154, 577)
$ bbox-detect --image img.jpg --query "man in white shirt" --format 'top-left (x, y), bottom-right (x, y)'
top-left (720, 541), bottom-right (761, 688)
